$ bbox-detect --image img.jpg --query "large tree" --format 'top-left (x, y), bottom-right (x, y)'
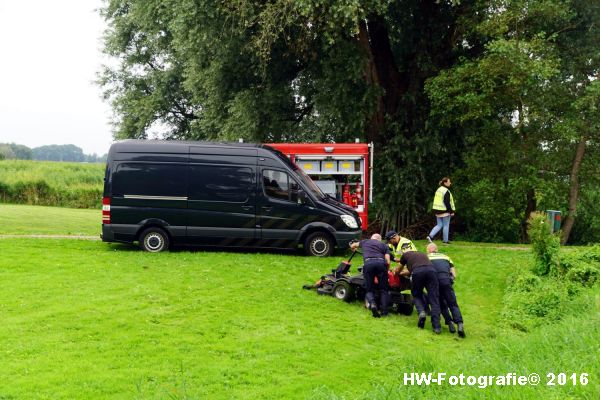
top-left (425, 0), bottom-right (599, 243)
top-left (99, 0), bottom-right (598, 241)
top-left (100, 0), bottom-right (479, 232)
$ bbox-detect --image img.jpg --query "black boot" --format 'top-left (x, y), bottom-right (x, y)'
top-left (369, 303), bottom-right (381, 318)
top-left (448, 321), bottom-right (456, 333)
top-left (417, 312), bottom-right (426, 329)
top-left (457, 323), bottom-right (465, 338)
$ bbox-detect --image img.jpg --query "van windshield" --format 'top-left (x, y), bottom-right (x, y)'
top-left (267, 147), bottom-right (326, 199)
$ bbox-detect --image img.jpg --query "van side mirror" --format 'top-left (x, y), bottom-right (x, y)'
top-left (297, 190), bottom-right (308, 205)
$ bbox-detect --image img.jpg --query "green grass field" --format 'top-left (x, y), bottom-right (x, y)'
top-left (0, 204), bottom-right (100, 236)
top-left (0, 205), bottom-right (598, 399)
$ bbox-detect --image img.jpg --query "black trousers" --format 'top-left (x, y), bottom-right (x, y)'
top-left (411, 267), bottom-right (441, 329)
top-left (439, 280), bottom-right (463, 323)
top-left (422, 292), bottom-right (452, 324)
top-left (440, 296), bottom-right (452, 324)
top-left (363, 259), bottom-right (389, 314)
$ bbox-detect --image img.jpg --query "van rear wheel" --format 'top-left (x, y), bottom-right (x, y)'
top-left (139, 227), bottom-right (170, 252)
top-left (304, 232), bottom-right (333, 257)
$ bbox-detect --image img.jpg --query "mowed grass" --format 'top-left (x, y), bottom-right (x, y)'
top-left (0, 206), bottom-right (598, 399)
top-left (0, 204), bottom-right (100, 236)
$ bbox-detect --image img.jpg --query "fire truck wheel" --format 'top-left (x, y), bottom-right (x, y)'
top-left (304, 232), bottom-right (334, 257)
top-left (139, 227), bottom-right (170, 252)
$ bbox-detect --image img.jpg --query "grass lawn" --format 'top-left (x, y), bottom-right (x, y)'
top-left (0, 204), bottom-right (100, 236)
top-left (0, 205), bottom-right (598, 399)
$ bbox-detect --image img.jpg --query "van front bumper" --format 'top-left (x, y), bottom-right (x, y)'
top-left (334, 230), bottom-right (362, 249)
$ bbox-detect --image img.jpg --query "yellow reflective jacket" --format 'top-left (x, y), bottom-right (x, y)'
top-left (432, 186), bottom-right (455, 212)
top-left (388, 238), bottom-right (417, 261)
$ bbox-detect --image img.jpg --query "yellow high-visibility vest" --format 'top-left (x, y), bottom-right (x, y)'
top-left (388, 238), bottom-right (417, 260)
top-left (432, 186), bottom-right (455, 211)
top-left (427, 252), bottom-right (453, 264)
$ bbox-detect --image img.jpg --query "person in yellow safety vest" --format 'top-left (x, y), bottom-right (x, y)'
top-left (427, 177), bottom-right (455, 245)
top-left (384, 230), bottom-right (417, 262)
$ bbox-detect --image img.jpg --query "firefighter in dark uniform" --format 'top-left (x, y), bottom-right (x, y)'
top-left (396, 249), bottom-right (442, 334)
top-left (350, 234), bottom-right (391, 318)
top-left (426, 243), bottom-right (465, 337)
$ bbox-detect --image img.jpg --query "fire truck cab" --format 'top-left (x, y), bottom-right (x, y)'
top-left (268, 142), bottom-right (373, 231)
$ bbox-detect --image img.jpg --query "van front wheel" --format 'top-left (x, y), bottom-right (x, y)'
top-left (139, 227), bottom-right (170, 252)
top-left (304, 232), bottom-right (333, 257)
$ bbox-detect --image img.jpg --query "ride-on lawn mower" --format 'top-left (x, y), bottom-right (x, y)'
top-left (303, 251), bottom-right (414, 315)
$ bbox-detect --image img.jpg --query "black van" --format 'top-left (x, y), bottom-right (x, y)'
top-left (101, 140), bottom-right (362, 256)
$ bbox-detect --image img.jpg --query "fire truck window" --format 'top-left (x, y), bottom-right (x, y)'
top-left (263, 170), bottom-right (298, 202)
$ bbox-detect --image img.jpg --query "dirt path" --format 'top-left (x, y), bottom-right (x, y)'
top-left (0, 234), bottom-right (100, 240)
top-left (447, 243), bottom-right (531, 251)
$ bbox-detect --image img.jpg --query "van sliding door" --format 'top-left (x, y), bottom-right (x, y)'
top-left (186, 164), bottom-right (257, 246)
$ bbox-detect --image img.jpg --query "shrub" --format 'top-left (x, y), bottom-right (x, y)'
top-left (0, 160), bottom-right (103, 208)
top-left (0, 180), bottom-right (10, 201)
top-left (559, 245), bottom-right (600, 287)
top-left (12, 180), bottom-right (53, 205)
top-left (502, 275), bottom-right (569, 331)
top-left (565, 264), bottom-right (599, 287)
top-left (508, 271), bottom-right (541, 293)
top-left (527, 212), bottom-right (561, 276)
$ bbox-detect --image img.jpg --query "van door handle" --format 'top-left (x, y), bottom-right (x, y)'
top-left (261, 206), bottom-right (273, 212)
top-left (242, 206), bottom-right (253, 211)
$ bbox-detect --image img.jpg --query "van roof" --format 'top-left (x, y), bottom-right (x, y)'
top-left (110, 139), bottom-right (268, 153)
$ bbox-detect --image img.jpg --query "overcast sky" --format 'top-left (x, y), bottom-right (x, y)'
top-left (0, 0), bottom-right (113, 155)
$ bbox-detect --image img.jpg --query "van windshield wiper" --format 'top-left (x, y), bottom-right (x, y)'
top-left (325, 194), bottom-right (338, 202)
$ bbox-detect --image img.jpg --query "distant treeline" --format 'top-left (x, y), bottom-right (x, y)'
top-left (0, 143), bottom-right (107, 163)
top-left (0, 160), bottom-right (104, 209)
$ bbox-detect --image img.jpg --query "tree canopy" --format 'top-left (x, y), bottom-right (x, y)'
top-left (99, 0), bottom-right (599, 243)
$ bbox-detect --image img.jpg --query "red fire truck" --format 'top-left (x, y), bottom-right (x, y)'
top-left (268, 142), bottom-right (374, 231)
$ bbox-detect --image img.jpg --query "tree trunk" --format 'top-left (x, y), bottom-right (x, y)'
top-left (357, 17), bottom-right (404, 144)
top-left (365, 16), bottom-right (406, 116)
top-left (561, 134), bottom-right (588, 245)
top-left (357, 20), bottom-right (385, 144)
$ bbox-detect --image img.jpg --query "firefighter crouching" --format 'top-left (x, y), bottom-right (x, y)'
top-left (396, 249), bottom-right (442, 334)
top-left (350, 234), bottom-right (391, 318)
top-left (426, 243), bottom-right (465, 338)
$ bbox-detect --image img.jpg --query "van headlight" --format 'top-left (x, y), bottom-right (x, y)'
top-left (340, 214), bottom-right (358, 229)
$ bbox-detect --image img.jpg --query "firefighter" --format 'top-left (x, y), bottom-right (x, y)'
top-left (385, 230), bottom-right (417, 262)
top-left (350, 234), bottom-right (391, 318)
top-left (426, 243), bottom-right (465, 337)
top-left (396, 249), bottom-right (442, 334)
top-left (427, 177), bottom-right (455, 244)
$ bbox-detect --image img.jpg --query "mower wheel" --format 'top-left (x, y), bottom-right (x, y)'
top-left (333, 281), bottom-right (355, 302)
top-left (397, 295), bottom-right (414, 315)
